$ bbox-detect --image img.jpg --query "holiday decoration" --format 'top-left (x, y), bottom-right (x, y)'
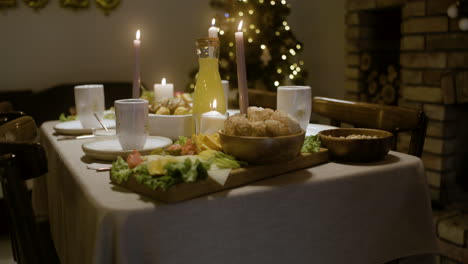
top-left (447, 0), bottom-right (468, 31)
top-left (187, 0), bottom-right (308, 92)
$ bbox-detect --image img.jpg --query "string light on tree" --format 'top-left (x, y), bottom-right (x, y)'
top-left (187, 0), bottom-right (307, 91)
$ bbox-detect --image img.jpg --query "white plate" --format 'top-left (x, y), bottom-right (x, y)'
top-left (306, 124), bottom-right (336, 136)
top-left (82, 136), bottom-right (172, 161)
top-left (54, 119), bottom-right (116, 135)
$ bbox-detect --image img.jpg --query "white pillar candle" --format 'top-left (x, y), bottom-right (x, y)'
top-left (133, 29), bottom-right (141, 99)
top-left (235, 20), bottom-right (249, 115)
top-left (200, 110), bottom-right (227, 134)
top-left (208, 18), bottom-right (218, 38)
top-left (153, 78), bottom-right (174, 101)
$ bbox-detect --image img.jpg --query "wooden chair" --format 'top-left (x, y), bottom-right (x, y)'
top-left (0, 116), bottom-right (60, 264)
top-left (312, 97), bottom-right (428, 157)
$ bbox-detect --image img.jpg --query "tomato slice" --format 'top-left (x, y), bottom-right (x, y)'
top-left (126, 150), bottom-right (144, 169)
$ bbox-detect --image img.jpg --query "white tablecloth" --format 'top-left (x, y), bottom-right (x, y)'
top-left (33, 121), bottom-right (438, 264)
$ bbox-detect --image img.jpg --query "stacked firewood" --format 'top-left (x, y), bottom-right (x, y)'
top-left (360, 52), bottom-right (399, 105)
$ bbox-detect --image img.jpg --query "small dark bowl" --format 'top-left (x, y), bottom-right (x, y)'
top-left (219, 130), bottom-right (306, 165)
top-left (318, 128), bottom-right (393, 162)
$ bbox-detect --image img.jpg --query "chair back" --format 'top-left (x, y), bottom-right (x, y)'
top-left (0, 115), bottom-right (59, 264)
top-left (0, 116), bottom-right (37, 142)
top-left (312, 97), bottom-right (427, 157)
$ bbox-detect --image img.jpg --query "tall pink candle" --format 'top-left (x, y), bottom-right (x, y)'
top-left (133, 29), bottom-right (141, 98)
top-left (235, 20), bottom-right (249, 115)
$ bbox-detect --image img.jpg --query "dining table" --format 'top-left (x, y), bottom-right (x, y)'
top-left (32, 120), bottom-right (438, 264)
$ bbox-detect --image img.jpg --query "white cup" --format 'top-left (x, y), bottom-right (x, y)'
top-left (74, 84), bottom-right (105, 129)
top-left (114, 99), bottom-right (149, 150)
top-left (277, 86), bottom-right (312, 131)
top-left (221, 80), bottom-right (229, 108)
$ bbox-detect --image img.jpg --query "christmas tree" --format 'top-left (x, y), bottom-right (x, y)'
top-left (188, 0), bottom-right (307, 92)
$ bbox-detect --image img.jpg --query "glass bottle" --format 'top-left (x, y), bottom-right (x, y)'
top-left (192, 37), bottom-right (227, 134)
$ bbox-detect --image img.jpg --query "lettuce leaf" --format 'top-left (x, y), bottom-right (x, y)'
top-left (301, 135), bottom-right (321, 153)
top-left (198, 150), bottom-right (246, 169)
top-left (111, 156), bottom-right (132, 183)
top-left (59, 113), bottom-right (76, 122)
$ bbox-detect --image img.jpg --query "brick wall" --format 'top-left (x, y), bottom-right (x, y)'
top-left (346, 0), bottom-right (468, 262)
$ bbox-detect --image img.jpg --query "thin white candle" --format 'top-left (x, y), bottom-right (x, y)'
top-left (235, 21), bottom-right (249, 115)
top-left (208, 18), bottom-right (218, 38)
top-left (133, 29), bottom-right (141, 99)
top-left (153, 77), bottom-right (174, 101)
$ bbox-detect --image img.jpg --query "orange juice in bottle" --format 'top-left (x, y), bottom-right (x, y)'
top-left (192, 38), bottom-right (227, 134)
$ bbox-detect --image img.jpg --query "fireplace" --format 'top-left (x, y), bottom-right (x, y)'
top-left (346, 0), bottom-right (468, 262)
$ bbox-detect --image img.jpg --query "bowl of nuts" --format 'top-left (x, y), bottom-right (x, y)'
top-left (318, 128), bottom-right (393, 162)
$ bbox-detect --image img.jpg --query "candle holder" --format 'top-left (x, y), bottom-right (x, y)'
top-left (192, 37), bottom-right (227, 134)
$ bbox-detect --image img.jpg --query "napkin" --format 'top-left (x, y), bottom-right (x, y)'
top-left (87, 163), bottom-right (112, 171)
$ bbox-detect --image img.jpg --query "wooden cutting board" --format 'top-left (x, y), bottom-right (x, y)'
top-left (110, 148), bottom-right (329, 203)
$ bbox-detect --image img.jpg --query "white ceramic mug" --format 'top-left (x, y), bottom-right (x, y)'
top-left (74, 84), bottom-right (105, 129)
top-left (115, 99), bottom-right (149, 150)
top-left (277, 86), bottom-right (312, 131)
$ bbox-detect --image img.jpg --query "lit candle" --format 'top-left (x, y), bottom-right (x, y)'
top-left (235, 20), bottom-right (249, 115)
top-left (209, 18), bottom-right (218, 38)
top-left (200, 101), bottom-right (227, 134)
top-left (153, 78), bottom-right (174, 101)
top-left (133, 29), bottom-right (141, 98)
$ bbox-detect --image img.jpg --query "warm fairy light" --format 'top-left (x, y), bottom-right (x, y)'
top-left (250, 24), bottom-right (255, 29)
top-left (299, 60), bottom-right (305, 65)
top-left (255, 29), bottom-right (261, 34)
top-left (277, 68), bottom-right (282, 73)
top-left (275, 31), bottom-right (280, 36)
top-left (260, 44), bottom-right (266, 49)
top-left (212, 18), bottom-right (216, 26)
top-left (136, 29), bottom-right (140, 40)
top-left (281, 0), bottom-right (286, 4)
top-left (293, 70), bottom-right (297, 75)
top-left (248, 38), bottom-right (253, 43)
top-left (289, 49), bottom-right (296, 55)
top-left (290, 65), bottom-right (295, 70)
top-left (229, 51), bottom-right (234, 57)
top-left (270, 0), bottom-right (275, 5)
top-left (274, 81), bottom-right (279, 86)
top-left (162, 78), bottom-right (166, 85)
top-left (238, 20), bottom-right (243, 31)
top-left (229, 42), bottom-right (234, 47)
top-left (282, 21), bottom-right (287, 26)
top-left (281, 55), bottom-right (286, 60)
top-left (239, 11), bottom-right (244, 16)
top-left (296, 67), bottom-right (301, 72)
top-left (285, 25), bottom-right (290, 30)
top-left (296, 44), bottom-right (302, 49)
top-left (259, 0), bottom-right (264, 3)
top-left (248, 9), bottom-right (254, 14)
top-left (220, 30), bottom-right (225, 35)
top-left (289, 74), bottom-right (294, 79)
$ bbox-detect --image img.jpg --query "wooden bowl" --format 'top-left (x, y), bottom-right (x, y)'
top-left (318, 128), bottom-right (393, 162)
top-left (219, 130), bottom-right (306, 165)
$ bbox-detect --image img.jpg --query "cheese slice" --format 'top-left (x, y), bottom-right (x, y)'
top-left (208, 168), bottom-right (232, 185)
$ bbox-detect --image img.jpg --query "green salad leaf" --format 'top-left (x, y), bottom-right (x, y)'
top-left (111, 156), bottom-right (211, 191)
top-left (111, 156), bottom-right (132, 183)
top-left (59, 113), bottom-right (76, 122)
top-left (198, 150), bottom-right (246, 169)
top-left (301, 135), bottom-right (321, 153)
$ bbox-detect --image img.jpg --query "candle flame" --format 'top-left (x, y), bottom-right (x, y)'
top-left (238, 20), bottom-right (243, 31)
top-left (213, 99), bottom-right (217, 109)
top-left (136, 30), bottom-right (140, 40)
top-left (162, 78), bottom-right (166, 85)
top-left (211, 18), bottom-right (216, 26)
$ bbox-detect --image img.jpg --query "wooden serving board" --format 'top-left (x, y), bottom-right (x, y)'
top-left (110, 148), bottom-right (329, 203)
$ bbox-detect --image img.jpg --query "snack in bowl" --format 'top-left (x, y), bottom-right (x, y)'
top-left (219, 106), bottom-right (305, 164)
top-left (318, 128), bottom-right (393, 162)
top-left (148, 96), bottom-right (194, 140)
